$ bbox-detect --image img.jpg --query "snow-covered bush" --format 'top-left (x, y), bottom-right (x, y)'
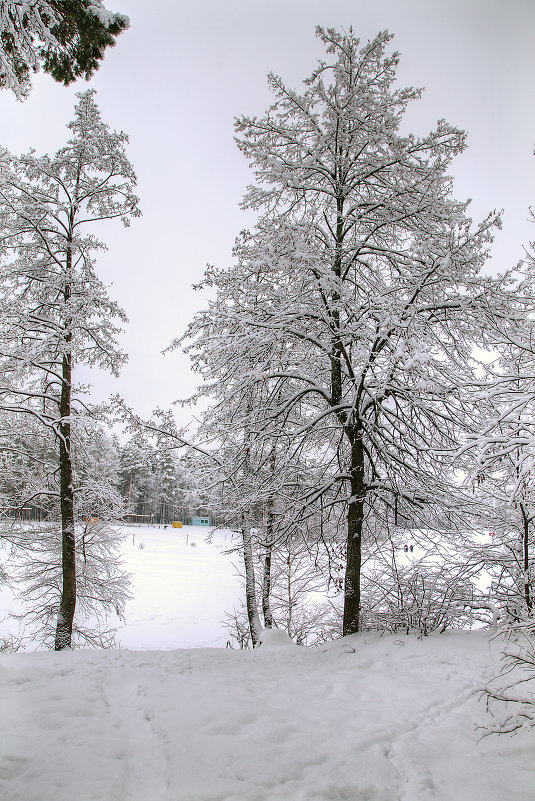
top-left (8, 519), bottom-right (130, 648)
top-left (0, 633), bottom-right (21, 652)
top-left (361, 535), bottom-right (480, 636)
top-left (224, 532), bottom-right (342, 648)
top-left (481, 619), bottom-right (535, 734)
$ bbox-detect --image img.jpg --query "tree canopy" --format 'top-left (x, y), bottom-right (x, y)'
top-left (0, 0), bottom-right (129, 98)
top-left (181, 27), bottom-right (503, 637)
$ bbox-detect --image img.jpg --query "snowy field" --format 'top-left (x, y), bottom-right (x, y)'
top-left (116, 525), bottom-right (243, 649)
top-left (0, 525), bottom-right (244, 650)
top-left (0, 526), bottom-right (533, 800)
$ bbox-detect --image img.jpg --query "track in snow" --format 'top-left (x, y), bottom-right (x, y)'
top-left (1, 631), bottom-right (533, 801)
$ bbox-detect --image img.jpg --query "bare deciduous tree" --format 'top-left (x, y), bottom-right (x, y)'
top-left (182, 27), bottom-right (501, 636)
top-left (0, 88), bottom-right (139, 648)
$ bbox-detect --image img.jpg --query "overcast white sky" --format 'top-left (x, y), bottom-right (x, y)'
top-left (1, 0), bottom-right (534, 427)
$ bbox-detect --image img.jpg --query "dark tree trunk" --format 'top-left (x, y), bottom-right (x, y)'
top-left (342, 433), bottom-right (365, 635)
top-left (54, 254), bottom-right (76, 651)
top-left (54, 346), bottom-right (76, 650)
top-left (262, 512), bottom-right (274, 628)
top-left (333, 219), bottom-right (368, 636)
top-left (521, 507), bottom-right (532, 613)
top-left (330, 203), bottom-right (344, 412)
top-left (330, 195), bottom-right (368, 636)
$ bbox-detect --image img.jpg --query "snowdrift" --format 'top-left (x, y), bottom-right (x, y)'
top-left (1, 630), bottom-right (532, 801)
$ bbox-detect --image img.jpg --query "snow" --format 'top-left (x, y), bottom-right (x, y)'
top-left (1, 632), bottom-right (533, 800)
top-left (0, 527), bottom-right (533, 800)
top-left (0, 525), bottom-right (243, 650)
top-left (116, 525), bottom-right (242, 649)
top-left (257, 626), bottom-right (297, 649)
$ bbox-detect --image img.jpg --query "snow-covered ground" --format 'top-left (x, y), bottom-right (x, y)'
top-left (1, 630), bottom-right (533, 800)
top-left (0, 525), bottom-right (243, 649)
top-left (0, 526), bottom-right (533, 800)
top-left (116, 525), bottom-right (242, 649)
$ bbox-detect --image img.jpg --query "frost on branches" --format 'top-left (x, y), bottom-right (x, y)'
top-left (181, 27), bottom-right (502, 638)
top-left (462, 260), bottom-right (535, 623)
top-left (0, 89), bottom-right (139, 649)
top-left (0, 0), bottom-right (129, 98)
top-left (459, 223), bottom-right (535, 732)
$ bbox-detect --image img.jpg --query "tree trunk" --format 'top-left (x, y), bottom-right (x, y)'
top-left (330, 204), bottom-right (344, 413)
top-left (242, 515), bottom-right (262, 647)
top-left (262, 511), bottom-right (274, 628)
top-left (54, 346), bottom-right (76, 650)
top-left (54, 249), bottom-right (76, 651)
top-left (331, 196), bottom-right (368, 636)
top-left (286, 552), bottom-right (293, 636)
top-left (521, 509), bottom-right (532, 613)
top-left (342, 433), bottom-right (365, 635)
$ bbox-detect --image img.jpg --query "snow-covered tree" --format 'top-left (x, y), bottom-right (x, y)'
top-left (464, 294), bottom-right (535, 619)
top-left (182, 27), bottom-right (500, 636)
top-left (0, 408), bottom-right (57, 518)
top-left (481, 618), bottom-right (535, 735)
top-left (458, 214), bottom-right (535, 732)
top-left (153, 448), bottom-right (179, 519)
top-left (225, 533), bottom-right (342, 649)
top-left (118, 435), bottom-right (157, 514)
top-left (360, 531), bottom-right (482, 635)
top-left (0, 0), bottom-right (129, 99)
top-left (7, 418), bottom-right (130, 649)
top-left (0, 410), bottom-right (130, 648)
top-left (74, 422), bottom-right (122, 521)
top-left (114, 405), bottom-right (209, 524)
top-left (0, 88), bottom-right (139, 649)
top-left (173, 359), bottom-right (325, 646)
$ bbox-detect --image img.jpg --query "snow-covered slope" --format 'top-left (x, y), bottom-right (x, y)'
top-left (1, 526), bottom-right (533, 799)
top-left (1, 630), bottom-right (533, 800)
